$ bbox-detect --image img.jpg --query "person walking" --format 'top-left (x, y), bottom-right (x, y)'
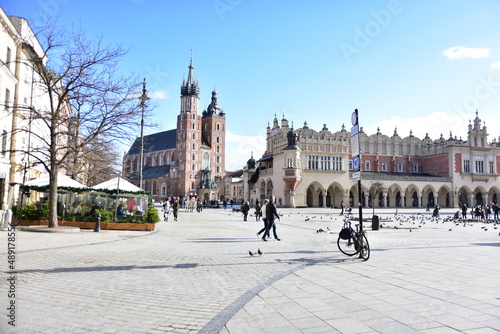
top-left (263, 196), bottom-right (280, 241)
top-left (241, 201), bottom-right (250, 221)
top-left (254, 202), bottom-right (262, 221)
top-left (461, 203), bottom-right (468, 219)
top-left (172, 199), bottom-right (179, 221)
top-left (163, 199), bottom-right (170, 221)
top-left (256, 199), bottom-right (269, 238)
top-left (340, 201), bottom-right (345, 216)
top-left (493, 203), bottom-right (500, 220)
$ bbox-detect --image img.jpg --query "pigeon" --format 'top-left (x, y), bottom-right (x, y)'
top-left (257, 249), bottom-right (263, 255)
top-left (249, 250), bottom-right (254, 257)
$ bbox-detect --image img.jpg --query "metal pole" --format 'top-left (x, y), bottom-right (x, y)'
top-left (138, 78), bottom-right (149, 190)
top-left (358, 179), bottom-right (363, 233)
top-left (139, 108), bottom-right (144, 189)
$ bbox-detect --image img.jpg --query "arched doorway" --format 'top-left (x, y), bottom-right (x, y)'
top-left (427, 192), bottom-right (434, 207)
top-left (475, 193), bottom-right (483, 206)
top-left (412, 192), bottom-right (419, 207)
top-left (395, 192), bottom-right (401, 207)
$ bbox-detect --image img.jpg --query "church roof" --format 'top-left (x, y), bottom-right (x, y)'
top-left (142, 166), bottom-right (171, 179)
top-left (127, 129), bottom-right (177, 156)
top-left (128, 165), bottom-right (171, 180)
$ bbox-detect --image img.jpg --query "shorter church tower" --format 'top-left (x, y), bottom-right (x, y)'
top-left (201, 88), bottom-right (226, 197)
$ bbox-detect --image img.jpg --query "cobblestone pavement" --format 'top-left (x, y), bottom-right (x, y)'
top-left (1, 207), bottom-right (499, 333)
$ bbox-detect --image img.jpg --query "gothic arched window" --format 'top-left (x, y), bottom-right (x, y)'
top-left (202, 152), bottom-right (210, 169)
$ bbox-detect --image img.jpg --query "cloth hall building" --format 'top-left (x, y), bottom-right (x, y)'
top-left (242, 112), bottom-right (500, 209)
top-left (122, 60), bottom-right (226, 201)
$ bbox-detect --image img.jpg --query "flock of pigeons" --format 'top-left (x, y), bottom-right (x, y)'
top-left (247, 211), bottom-right (499, 256)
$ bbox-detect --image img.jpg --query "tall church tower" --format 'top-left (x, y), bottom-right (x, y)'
top-left (176, 58), bottom-right (202, 197)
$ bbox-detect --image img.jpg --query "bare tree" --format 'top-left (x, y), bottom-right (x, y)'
top-left (15, 24), bottom-right (145, 228)
top-left (66, 136), bottom-right (122, 187)
top-left (368, 181), bottom-right (386, 216)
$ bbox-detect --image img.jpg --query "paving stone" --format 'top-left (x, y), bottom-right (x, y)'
top-left (0, 207), bottom-right (498, 333)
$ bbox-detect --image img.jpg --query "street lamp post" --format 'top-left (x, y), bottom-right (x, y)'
top-left (138, 78), bottom-right (150, 190)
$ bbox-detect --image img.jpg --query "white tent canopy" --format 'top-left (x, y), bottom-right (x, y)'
top-left (92, 177), bottom-right (142, 193)
top-left (24, 172), bottom-right (87, 189)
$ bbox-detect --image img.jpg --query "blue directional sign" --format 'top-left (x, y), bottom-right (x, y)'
top-left (353, 156), bottom-right (360, 171)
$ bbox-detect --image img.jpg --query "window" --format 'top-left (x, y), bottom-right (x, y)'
top-left (216, 156), bottom-right (220, 164)
top-left (307, 155), bottom-right (341, 170)
top-left (161, 187), bottom-right (166, 196)
top-left (192, 143), bottom-right (196, 150)
top-left (192, 164), bottom-right (196, 171)
top-left (365, 161), bottom-right (370, 171)
top-left (192, 133), bottom-right (196, 140)
top-left (463, 160), bottom-right (470, 173)
top-left (348, 160), bottom-right (353, 170)
top-left (287, 158), bottom-right (293, 168)
top-left (398, 162), bottom-right (403, 172)
top-left (6, 47), bottom-right (12, 70)
top-left (413, 164), bottom-right (419, 173)
top-left (192, 153), bottom-right (195, 161)
top-left (153, 181), bottom-right (157, 195)
top-left (216, 123), bottom-right (220, 131)
top-left (475, 160), bottom-right (484, 173)
top-left (332, 156), bottom-right (342, 171)
top-left (4, 88), bottom-right (10, 109)
top-left (202, 152), bottom-right (210, 169)
top-left (216, 166), bottom-right (220, 173)
top-left (1, 130), bottom-right (7, 156)
top-left (382, 162), bottom-right (387, 171)
top-left (192, 123), bottom-right (195, 129)
top-left (489, 161), bottom-right (494, 174)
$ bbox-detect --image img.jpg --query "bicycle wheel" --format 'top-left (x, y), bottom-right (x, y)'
top-left (337, 236), bottom-right (358, 256)
top-left (358, 234), bottom-right (370, 261)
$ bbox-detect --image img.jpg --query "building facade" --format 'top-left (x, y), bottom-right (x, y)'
top-left (123, 60), bottom-right (226, 201)
top-left (0, 7), bottom-right (65, 212)
top-left (242, 112), bottom-right (500, 209)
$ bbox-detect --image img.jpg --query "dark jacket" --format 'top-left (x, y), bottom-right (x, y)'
top-left (241, 203), bottom-right (250, 214)
top-left (266, 202), bottom-right (279, 221)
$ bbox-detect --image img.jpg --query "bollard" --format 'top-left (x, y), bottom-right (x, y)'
top-left (94, 213), bottom-right (101, 232)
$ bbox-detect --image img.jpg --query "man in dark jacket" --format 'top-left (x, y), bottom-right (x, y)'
top-left (263, 196), bottom-right (281, 241)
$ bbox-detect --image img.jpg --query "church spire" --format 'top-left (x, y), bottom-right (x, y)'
top-left (181, 52), bottom-right (200, 97)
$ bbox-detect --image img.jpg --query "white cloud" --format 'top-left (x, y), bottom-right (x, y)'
top-left (149, 90), bottom-right (170, 100)
top-left (491, 61), bottom-right (500, 70)
top-left (442, 46), bottom-right (491, 60)
top-left (225, 130), bottom-right (267, 171)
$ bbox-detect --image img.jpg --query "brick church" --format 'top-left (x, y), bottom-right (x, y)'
top-left (123, 59), bottom-right (226, 201)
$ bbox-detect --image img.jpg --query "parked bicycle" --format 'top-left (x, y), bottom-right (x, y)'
top-left (337, 218), bottom-right (370, 261)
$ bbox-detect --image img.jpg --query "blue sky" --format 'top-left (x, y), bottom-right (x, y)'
top-left (3, 0), bottom-right (500, 170)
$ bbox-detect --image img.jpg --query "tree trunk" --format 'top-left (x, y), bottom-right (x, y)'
top-left (48, 166), bottom-right (59, 228)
